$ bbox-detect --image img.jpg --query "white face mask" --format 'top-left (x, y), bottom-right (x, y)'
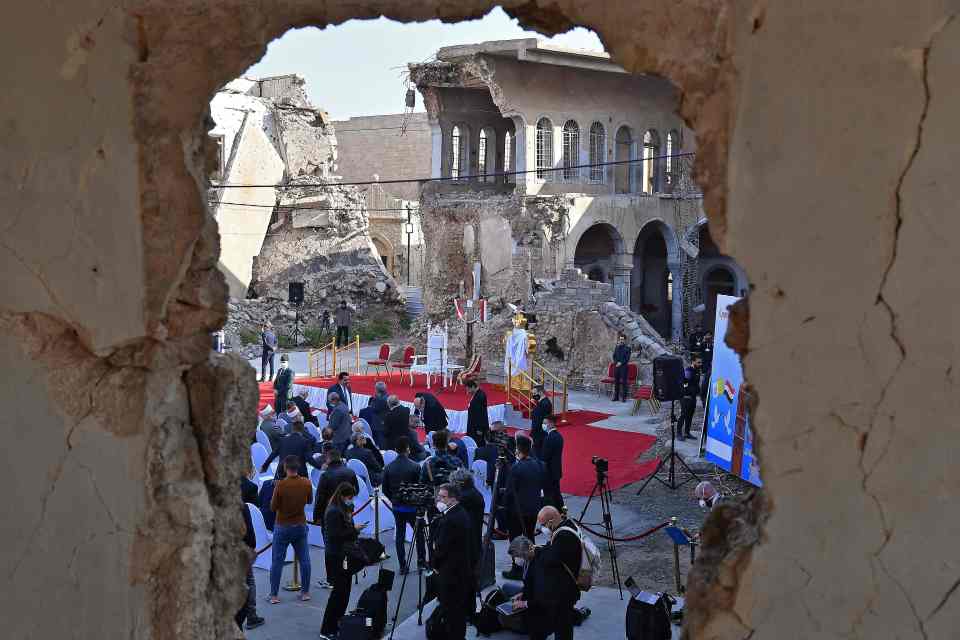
top-left (537, 524), bottom-right (548, 536)
top-left (698, 499), bottom-right (707, 509)
top-left (435, 501), bottom-right (448, 513)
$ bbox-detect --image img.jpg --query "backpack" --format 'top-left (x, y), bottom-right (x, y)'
top-left (625, 591), bottom-right (674, 640)
top-left (553, 525), bottom-right (602, 591)
top-left (356, 585), bottom-right (388, 637)
top-left (425, 605), bottom-right (448, 640)
top-left (474, 588), bottom-right (506, 636)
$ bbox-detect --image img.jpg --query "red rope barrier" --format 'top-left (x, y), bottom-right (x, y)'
top-left (352, 497), bottom-right (373, 517)
top-left (576, 520), bottom-right (671, 543)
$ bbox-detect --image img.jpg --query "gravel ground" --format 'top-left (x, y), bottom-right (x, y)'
top-left (581, 403), bottom-right (758, 596)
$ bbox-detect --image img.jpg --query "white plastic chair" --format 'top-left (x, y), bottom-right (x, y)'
top-left (251, 443), bottom-right (269, 473)
top-left (346, 457), bottom-right (371, 487)
top-left (382, 450), bottom-right (398, 466)
top-left (248, 503), bottom-right (292, 571)
top-left (355, 419), bottom-right (375, 440)
top-left (460, 436), bottom-right (478, 467)
top-left (255, 429), bottom-right (272, 452)
top-left (353, 479), bottom-right (372, 535)
top-left (310, 467), bottom-right (323, 492)
top-left (472, 460), bottom-right (492, 512)
top-left (305, 422), bottom-right (320, 441)
top-left (305, 503), bottom-right (326, 548)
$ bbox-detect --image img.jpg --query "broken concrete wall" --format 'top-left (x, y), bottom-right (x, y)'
top-left (5, 1), bottom-right (960, 640)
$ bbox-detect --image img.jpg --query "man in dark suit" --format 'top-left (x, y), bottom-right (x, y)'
top-left (313, 447), bottom-right (359, 518)
top-left (465, 379), bottom-right (489, 445)
top-left (413, 392), bottom-right (448, 434)
top-left (326, 371), bottom-right (353, 414)
top-left (541, 416), bottom-right (564, 510)
top-left (381, 437), bottom-right (426, 573)
top-left (384, 395), bottom-right (412, 450)
top-left (431, 483), bottom-right (476, 640)
top-left (472, 421), bottom-right (505, 487)
top-left (327, 391), bottom-right (352, 452)
top-left (612, 334), bottom-right (631, 402)
top-left (345, 432), bottom-right (383, 486)
top-left (289, 389), bottom-right (319, 428)
top-left (529, 385), bottom-right (553, 459)
top-left (679, 357), bottom-right (702, 440)
top-left (365, 381), bottom-right (390, 448)
top-left (259, 322), bottom-right (277, 383)
top-left (273, 354), bottom-right (294, 412)
top-left (502, 434), bottom-right (544, 579)
top-left (260, 421), bottom-right (323, 478)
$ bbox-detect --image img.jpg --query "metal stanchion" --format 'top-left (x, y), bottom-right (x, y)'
top-left (283, 557), bottom-right (302, 591)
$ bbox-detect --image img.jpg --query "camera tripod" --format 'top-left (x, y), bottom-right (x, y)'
top-left (636, 399), bottom-right (702, 495)
top-left (388, 508), bottom-right (431, 640)
top-left (578, 465), bottom-right (623, 599)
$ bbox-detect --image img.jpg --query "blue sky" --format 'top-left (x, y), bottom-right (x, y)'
top-left (245, 8), bottom-right (603, 120)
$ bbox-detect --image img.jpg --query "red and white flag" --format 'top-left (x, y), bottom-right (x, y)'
top-left (454, 298), bottom-right (487, 322)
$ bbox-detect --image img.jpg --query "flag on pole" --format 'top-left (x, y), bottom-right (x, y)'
top-left (454, 298), bottom-right (487, 322)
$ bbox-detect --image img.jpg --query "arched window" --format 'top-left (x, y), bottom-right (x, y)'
top-left (665, 130), bottom-right (679, 191)
top-left (503, 130), bottom-right (513, 183)
top-left (536, 117), bottom-right (554, 181)
top-left (562, 120), bottom-right (580, 181)
top-left (479, 127), bottom-right (496, 183)
top-left (450, 125), bottom-right (462, 180)
top-left (589, 122), bottom-right (606, 183)
top-left (641, 129), bottom-right (661, 194)
top-left (614, 125), bottom-right (634, 194)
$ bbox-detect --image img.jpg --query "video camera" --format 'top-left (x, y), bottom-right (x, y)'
top-left (487, 430), bottom-right (513, 458)
top-left (395, 482), bottom-right (434, 510)
top-left (592, 456), bottom-right (609, 474)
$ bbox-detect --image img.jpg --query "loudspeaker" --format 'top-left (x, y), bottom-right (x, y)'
top-left (652, 355), bottom-right (684, 401)
top-left (288, 282), bottom-right (304, 304)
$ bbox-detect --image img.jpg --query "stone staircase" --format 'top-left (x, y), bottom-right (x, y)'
top-left (403, 286), bottom-right (424, 318)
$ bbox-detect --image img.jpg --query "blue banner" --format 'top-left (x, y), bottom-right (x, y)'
top-left (702, 295), bottom-right (761, 486)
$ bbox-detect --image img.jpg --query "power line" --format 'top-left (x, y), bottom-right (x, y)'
top-left (212, 202), bottom-right (417, 212)
top-left (211, 152), bottom-right (694, 189)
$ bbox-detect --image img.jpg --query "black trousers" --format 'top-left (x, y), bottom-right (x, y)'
top-left (320, 553), bottom-right (352, 635)
top-left (438, 580), bottom-right (469, 640)
top-left (531, 428), bottom-right (545, 459)
top-left (336, 325), bottom-right (350, 346)
top-left (679, 396), bottom-right (696, 436)
top-left (529, 603), bottom-right (576, 640)
top-left (544, 480), bottom-right (564, 511)
top-left (508, 512), bottom-right (538, 541)
top-left (260, 349), bottom-right (274, 381)
top-left (613, 363), bottom-right (629, 399)
top-left (394, 510), bottom-right (426, 570)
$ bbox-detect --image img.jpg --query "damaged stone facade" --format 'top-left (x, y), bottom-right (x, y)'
top-left (410, 39), bottom-right (742, 351)
top-left (5, 2), bottom-right (960, 640)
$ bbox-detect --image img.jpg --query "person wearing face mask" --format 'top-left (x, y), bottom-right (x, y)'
top-left (430, 483), bottom-right (475, 640)
top-left (540, 415), bottom-right (565, 510)
top-left (529, 385), bottom-right (552, 459)
top-left (694, 481), bottom-right (723, 510)
top-left (502, 434), bottom-right (544, 580)
top-left (273, 353), bottom-right (294, 412)
top-left (319, 482), bottom-right (363, 640)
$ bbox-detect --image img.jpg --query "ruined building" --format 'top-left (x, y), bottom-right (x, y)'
top-left (209, 75), bottom-right (405, 345)
top-left (409, 39), bottom-right (746, 348)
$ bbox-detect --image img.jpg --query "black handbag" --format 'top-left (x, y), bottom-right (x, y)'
top-left (358, 537), bottom-right (385, 565)
top-left (344, 541), bottom-right (369, 575)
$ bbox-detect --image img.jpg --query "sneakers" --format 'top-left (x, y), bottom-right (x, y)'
top-left (245, 616), bottom-right (265, 630)
top-left (317, 580), bottom-right (334, 589)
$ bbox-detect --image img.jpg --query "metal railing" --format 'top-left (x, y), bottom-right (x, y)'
top-left (308, 335), bottom-right (361, 377)
top-left (506, 359), bottom-right (569, 417)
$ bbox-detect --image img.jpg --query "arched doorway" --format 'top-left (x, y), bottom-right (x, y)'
top-left (574, 223), bottom-right (622, 285)
top-left (632, 226), bottom-right (671, 339)
top-left (371, 236), bottom-right (394, 276)
top-left (703, 266), bottom-right (736, 333)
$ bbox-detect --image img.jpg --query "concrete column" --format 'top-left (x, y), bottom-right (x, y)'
top-left (431, 123), bottom-right (444, 179)
top-left (669, 261), bottom-right (682, 342)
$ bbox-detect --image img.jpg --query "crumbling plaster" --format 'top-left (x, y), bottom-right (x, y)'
top-left (3, 1), bottom-right (958, 639)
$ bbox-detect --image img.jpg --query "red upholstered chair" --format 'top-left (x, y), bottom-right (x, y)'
top-left (366, 343), bottom-right (391, 377)
top-left (456, 355), bottom-right (484, 389)
top-left (627, 362), bottom-right (639, 390)
top-left (631, 384), bottom-right (661, 415)
top-left (390, 345), bottom-right (416, 385)
top-left (598, 362), bottom-right (616, 396)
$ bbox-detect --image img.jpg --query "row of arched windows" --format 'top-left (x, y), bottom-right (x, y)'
top-left (447, 124), bottom-right (514, 183)
top-left (535, 118), bottom-right (680, 194)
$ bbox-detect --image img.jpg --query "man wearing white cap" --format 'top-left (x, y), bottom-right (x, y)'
top-left (259, 405), bottom-right (284, 450)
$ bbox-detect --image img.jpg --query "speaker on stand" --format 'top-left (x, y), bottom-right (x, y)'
top-left (637, 355), bottom-right (702, 495)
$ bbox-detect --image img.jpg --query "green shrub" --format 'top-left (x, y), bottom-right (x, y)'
top-left (355, 318), bottom-right (393, 342)
top-left (278, 335), bottom-right (296, 349)
top-left (303, 327), bottom-right (330, 348)
top-left (239, 329), bottom-right (259, 345)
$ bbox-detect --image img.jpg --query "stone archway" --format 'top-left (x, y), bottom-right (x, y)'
top-left (632, 220), bottom-right (681, 340)
top-left (702, 264), bottom-right (735, 333)
top-left (573, 222), bottom-right (623, 283)
top-left (370, 234), bottom-right (395, 276)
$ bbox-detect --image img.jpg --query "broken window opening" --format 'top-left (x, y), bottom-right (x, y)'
top-left (479, 127), bottom-right (496, 183)
top-left (503, 130), bottom-right (513, 183)
top-left (615, 125), bottom-right (634, 193)
top-left (665, 129), bottom-right (679, 192)
top-left (536, 117), bottom-right (554, 181)
top-left (450, 124), bottom-right (465, 180)
top-left (562, 119), bottom-right (580, 182)
top-left (641, 128), bottom-right (661, 194)
top-left (589, 121), bottom-right (606, 184)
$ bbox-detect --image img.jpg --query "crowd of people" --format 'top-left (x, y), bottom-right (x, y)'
top-left (238, 369), bottom-right (592, 640)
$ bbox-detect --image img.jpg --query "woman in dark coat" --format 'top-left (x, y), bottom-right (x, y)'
top-left (320, 482), bottom-right (360, 639)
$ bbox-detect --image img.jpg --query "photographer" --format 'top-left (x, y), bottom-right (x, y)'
top-left (420, 429), bottom-right (463, 487)
top-left (502, 434), bottom-right (544, 580)
top-left (319, 482), bottom-right (363, 640)
top-left (382, 437), bottom-right (426, 574)
top-left (430, 483), bottom-right (475, 640)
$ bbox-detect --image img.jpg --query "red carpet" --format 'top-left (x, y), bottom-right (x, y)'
top-left (256, 385), bottom-right (658, 497)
